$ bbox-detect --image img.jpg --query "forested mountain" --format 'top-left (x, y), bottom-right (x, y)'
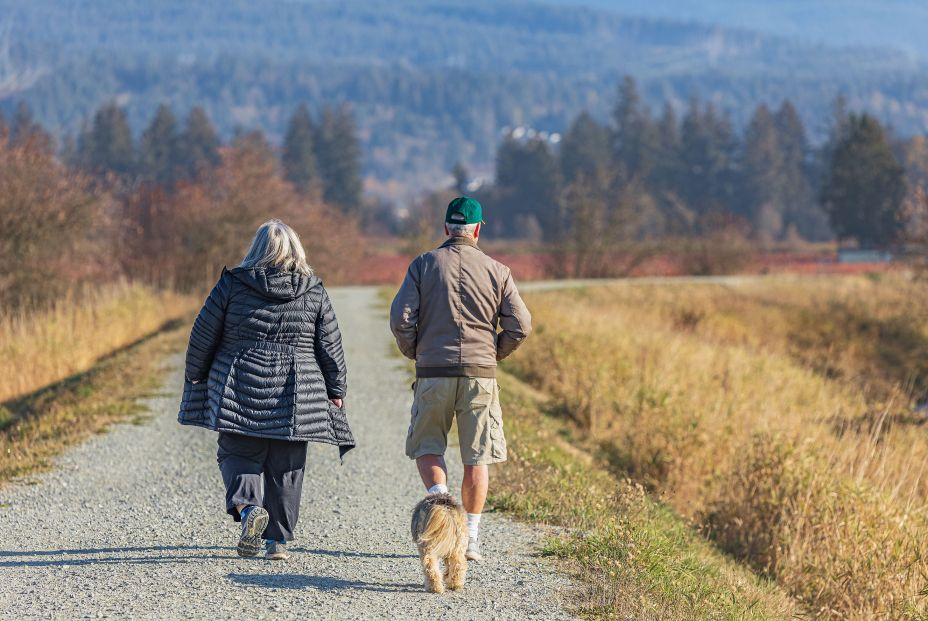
top-left (1, 0), bottom-right (927, 194)
top-left (551, 1), bottom-right (928, 59)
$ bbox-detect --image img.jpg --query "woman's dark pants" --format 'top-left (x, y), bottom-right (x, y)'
top-left (217, 432), bottom-right (309, 542)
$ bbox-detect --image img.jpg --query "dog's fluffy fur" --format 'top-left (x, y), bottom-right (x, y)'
top-left (411, 493), bottom-right (468, 593)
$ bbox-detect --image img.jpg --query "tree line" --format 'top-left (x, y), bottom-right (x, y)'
top-left (0, 101), bottom-right (365, 310)
top-left (470, 77), bottom-right (928, 274)
top-left (8, 0), bottom-right (928, 189)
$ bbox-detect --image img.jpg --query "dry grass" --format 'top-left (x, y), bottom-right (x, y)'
top-left (491, 372), bottom-right (797, 620)
top-left (0, 283), bottom-right (198, 404)
top-left (0, 284), bottom-right (198, 483)
top-left (506, 274), bottom-right (928, 619)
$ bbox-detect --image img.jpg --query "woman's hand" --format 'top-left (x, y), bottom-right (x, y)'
top-left (331, 398), bottom-right (343, 408)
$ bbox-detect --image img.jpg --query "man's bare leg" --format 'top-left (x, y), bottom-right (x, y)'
top-left (416, 454), bottom-right (448, 490)
top-left (461, 464), bottom-right (487, 514)
top-left (462, 464), bottom-right (488, 560)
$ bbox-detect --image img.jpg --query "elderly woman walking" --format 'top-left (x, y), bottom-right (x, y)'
top-left (178, 219), bottom-right (354, 561)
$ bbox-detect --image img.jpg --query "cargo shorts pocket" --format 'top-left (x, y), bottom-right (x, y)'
top-left (489, 384), bottom-right (506, 460)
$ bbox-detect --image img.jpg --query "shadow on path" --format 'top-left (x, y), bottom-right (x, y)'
top-left (0, 545), bottom-right (230, 568)
top-left (291, 547), bottom-right (416, 560)
top-left (0, 545), bottom-right (417, 569)
top-left (228, 573), bottom-right (422, 593)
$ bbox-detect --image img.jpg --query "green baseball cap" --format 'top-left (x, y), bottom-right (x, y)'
top-left (445, 196), bottom-right (484, 225)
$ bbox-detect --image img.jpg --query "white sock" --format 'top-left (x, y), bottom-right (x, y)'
top-left (427, 483), bottom-right (448, 495)
top-left (467, 513), bottom-right (481, 541)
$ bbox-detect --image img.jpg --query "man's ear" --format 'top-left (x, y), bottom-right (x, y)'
top-left (444, 223), bottom-right (449, 236)
top-left (474, 223), bottom-right (481, 239)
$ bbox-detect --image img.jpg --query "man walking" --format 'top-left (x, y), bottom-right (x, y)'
top-left (390, 196), bottom-right (532, 561)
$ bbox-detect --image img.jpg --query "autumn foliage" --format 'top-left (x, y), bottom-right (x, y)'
top-left (0, 128), bottom-right (365, 310)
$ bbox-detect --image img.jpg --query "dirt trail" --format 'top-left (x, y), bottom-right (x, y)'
top-left (0, 287), bottom-right (572, 620)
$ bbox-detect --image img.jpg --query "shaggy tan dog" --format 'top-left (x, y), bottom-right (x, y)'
top-left (410, 493), bottom-right (468, 593)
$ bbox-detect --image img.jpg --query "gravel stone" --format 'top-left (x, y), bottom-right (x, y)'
top-left (0, 287), bottom-right (574, 620)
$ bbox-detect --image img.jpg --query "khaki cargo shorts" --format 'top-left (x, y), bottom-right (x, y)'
top-left (405, 377), bottom-right (507, 466)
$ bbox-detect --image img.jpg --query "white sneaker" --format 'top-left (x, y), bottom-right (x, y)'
top-left (465, 537), bottom-right (482, 561)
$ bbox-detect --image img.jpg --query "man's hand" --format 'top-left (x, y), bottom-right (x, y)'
top-left (331, 398), bottom-right (344, 408)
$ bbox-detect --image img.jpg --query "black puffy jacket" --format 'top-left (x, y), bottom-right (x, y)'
top-left (177, 266), bottom-right (354, 457)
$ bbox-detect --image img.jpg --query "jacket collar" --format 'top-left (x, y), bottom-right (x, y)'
top-left (440, 236), bottom-right (481, 250)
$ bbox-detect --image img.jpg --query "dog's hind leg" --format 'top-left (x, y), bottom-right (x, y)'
top-left (444, 547), bottom-right (467, 591)
top-left (421, 545), bottom-right (445, 593)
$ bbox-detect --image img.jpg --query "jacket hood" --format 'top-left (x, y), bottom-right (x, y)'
top-left (228, 266), bottom-right (320, 300)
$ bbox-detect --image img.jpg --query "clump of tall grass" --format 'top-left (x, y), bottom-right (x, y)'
top-left (492, 374), bottom-right (796, 620)
top-left (507, 276), bottom-right (928, 618)
top-left (705, 434), bottom-right (925, 618)
top-left (0, 283), bottom-right (198, 405)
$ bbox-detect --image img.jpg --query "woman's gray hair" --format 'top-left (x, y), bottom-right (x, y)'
top-left (240, 219), bottom-right (314, 276)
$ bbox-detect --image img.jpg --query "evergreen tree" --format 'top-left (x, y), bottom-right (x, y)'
top-left (559, 112), bottom-right (610, 183)
top-left (679, 98), bottom-right (738, 221)
top-left (282, 104), bottom-right (318, 193)
top-left (740, 104), bottom-right (785, 239)
top-left (654, 102), bottom-right (682, 193)
top-left (612, 76), bottom-right (658, 182)
top-left (79, 103), bottom-right (135, 178)
top-left (180, 106), bottom-right (221, 178)
top-left (774, 100), bottom-right (829, 240)
top-left (139, 103), bottom-right (180, 184)
top-left (315, 104), bottom-right (363, 214)
top-left (495, 135), bottom-right (561, 239)
top-left (821, 114), bottom-right (906, 248)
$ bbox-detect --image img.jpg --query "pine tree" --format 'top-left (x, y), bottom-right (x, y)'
top-left (612, 76), bottom-right (658, 182)
top-left (180, 106), bottom-right (221, 178)
top-left (821, 114), bottom-right (906, 248)
top-left (559, 112), bottom-right (610, 183)
top-left (774, 100), bottom-right (829, 240)
top-left (654, 102), bottom-right (682, 196)
top-left (679, 98), bottom-right (738, 221)
top-left (139, 103), bottom-right (180, 184)
top-left (282, 104), bottom-right (318, 194)
top-left (495, 135), bottom-right (561, 239)
top-left (740, 104), bottom-right (785, 239)
top-left (315, 104), bottom-right (363, 214)
top-left (79, 103), bottom-right (135, 178)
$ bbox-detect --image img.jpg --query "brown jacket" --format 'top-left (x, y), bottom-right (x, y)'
top-left (390, 236), bottom-right (532, 377)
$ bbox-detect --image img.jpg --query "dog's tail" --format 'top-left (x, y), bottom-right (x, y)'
top-left (418, 496), bottom-right (467, 558)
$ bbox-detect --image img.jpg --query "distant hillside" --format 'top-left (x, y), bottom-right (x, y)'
top-left (2, 0), bottom-right (927, 193)
top-left (550, 0), bottom-right (928, 59)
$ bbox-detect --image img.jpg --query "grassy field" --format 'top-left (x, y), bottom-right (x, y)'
top-left (491, 372), bottom-right (797, 619)
top-left (504, 274), bottom-right (928, 619)
top-left (0, 285), bottom-right (198, 483)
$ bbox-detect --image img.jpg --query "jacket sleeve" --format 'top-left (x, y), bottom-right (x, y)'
top-left (314, 286), bottom-right (348, 400)
top-left (389, 258), bottom-right (420, 360)
top-left (184, 269), bottom-right (231, 382)
top-left (496, 270), bottom-right (532, 361)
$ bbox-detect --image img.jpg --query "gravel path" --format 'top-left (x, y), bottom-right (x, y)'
top-left (0, 287), bottom-right (573, 620)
